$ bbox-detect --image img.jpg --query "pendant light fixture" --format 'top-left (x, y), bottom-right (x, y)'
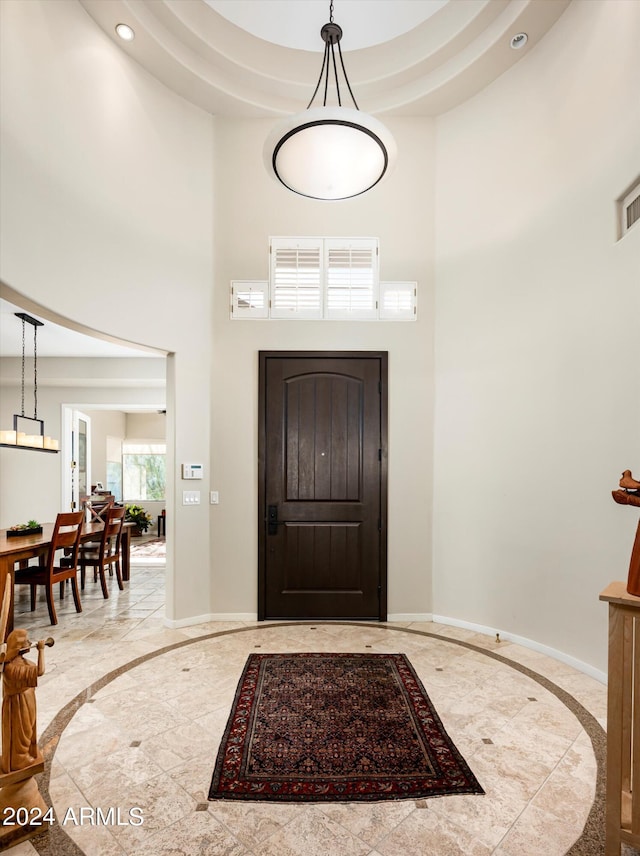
top-left (264, 1), bottom-right (396, 201)
top-left (0, 313), bottom-right (59, 452)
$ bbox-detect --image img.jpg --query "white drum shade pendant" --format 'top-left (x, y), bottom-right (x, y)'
top-left (264, 4), bottom-right (396, 201)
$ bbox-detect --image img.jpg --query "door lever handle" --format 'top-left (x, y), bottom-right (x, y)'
top-left (267, 504), bottom-right (279, 535)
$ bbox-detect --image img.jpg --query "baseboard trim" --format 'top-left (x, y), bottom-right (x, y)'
top-left (432, 614), bottom-right (607, 684)
top-left (163, 610), bottom-right (605, 683)
top-left (164, 613), bottom-right (258, 628)
top-left (166, 614), bottom-right (434, 627)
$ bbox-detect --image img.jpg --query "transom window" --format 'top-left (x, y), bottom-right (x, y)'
top-left (231, 237), bottom-right (416, 320)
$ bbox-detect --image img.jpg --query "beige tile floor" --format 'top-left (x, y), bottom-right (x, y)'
top-left (4, 557), bottom-right (615, 856)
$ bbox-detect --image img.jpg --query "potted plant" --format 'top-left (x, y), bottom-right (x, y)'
top-left (7, 519), bottom-right (43, 537)
top-left (125, 504), bottom-right (153, 536)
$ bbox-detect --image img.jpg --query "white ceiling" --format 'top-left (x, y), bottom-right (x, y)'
top-left (0, 298), bottom-right (162, 358)
top-left (79, 0), bottom-right (571, 118)
top-left (203, 1), bottom-right (449, 52)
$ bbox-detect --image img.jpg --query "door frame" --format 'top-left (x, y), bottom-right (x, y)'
top-left (258, 350), bottom-right (388, 621)
top-left (61, 407), bottom-right (92, 513)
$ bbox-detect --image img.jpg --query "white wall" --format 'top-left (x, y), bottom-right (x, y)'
top-left (2, 0), bottom-right (636, 673)
top-left (125, 412), bottom-right (166, 442)
top-left (85, 409), bottom-right (126, 488)
top-left (0, 0), bottom-right (213, 622)
top-left (211, 116), bottom-right (435, 619)
top-left (0, 3), bottom-right (435, 624)
top-left (434, 0), bottom-right (640, 674)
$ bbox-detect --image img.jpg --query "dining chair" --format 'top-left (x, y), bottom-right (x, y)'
top-left (14, 511), bottom-right (84, 626)
top-left (83, 496), bottom-right (114, 524)
top-left (78, 505), bottom-right (126, 599)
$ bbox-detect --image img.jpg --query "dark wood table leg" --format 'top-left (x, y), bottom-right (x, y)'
top-left (121, 528), bottom-right (131, 582)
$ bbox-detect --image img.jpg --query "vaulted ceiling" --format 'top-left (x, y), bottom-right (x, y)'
top-left (79, 0), bottom-right (571, 118)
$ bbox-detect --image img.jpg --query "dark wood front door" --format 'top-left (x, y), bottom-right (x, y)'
top-left (258, 352), bottom-right (387, 620)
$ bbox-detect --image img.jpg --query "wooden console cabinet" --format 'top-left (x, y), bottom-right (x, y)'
top-left (599, 581), bottom-right (640, 855)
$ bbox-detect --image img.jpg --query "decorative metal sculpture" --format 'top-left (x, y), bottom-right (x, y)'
top-left (612, 469), bottom-right (640, 597)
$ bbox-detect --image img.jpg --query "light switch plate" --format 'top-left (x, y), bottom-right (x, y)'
top-left (182, 490), bottom-right (200, 505)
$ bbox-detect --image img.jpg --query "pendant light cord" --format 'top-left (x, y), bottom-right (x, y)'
top-left (33, 322), bottom-right (38, 420)
top-left (20, 316), bottom-right (26, 418)
top-left (307, 40), bottom-right (331, 108)
top-left (336, 39), bottom-right (358, 109)
top-left (306, 1), bottom-right (359, 111)
top-left (17, 313), bottom-right (40, 420)
top-left (329, 41), bottom-right (341, 106)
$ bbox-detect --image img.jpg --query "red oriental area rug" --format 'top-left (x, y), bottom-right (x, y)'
top-left (208, 652), bottom-right (484, 803)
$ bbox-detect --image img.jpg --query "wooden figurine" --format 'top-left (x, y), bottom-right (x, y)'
top-left (1, 630), bottom-right (47, 774)
top-left (619, 469), bottom-right (640, 491)
top-left (612, 469), bottom-right (640, 597)
top-left (0, 576), bottom-right (54, 846)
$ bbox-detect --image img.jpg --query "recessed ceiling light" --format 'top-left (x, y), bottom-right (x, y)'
top-left (115, 23), bottom-right (135, 42)
top-left (510, 33), bottom-right (528, 50)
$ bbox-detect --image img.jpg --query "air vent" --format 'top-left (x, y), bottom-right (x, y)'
top-left (618, 178), bottom-right (640, 239)
top-left (626, 193), bottom-right (640, 231)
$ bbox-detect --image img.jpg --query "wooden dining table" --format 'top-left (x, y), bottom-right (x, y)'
top-left (0, 520), bottom-right (132, 638)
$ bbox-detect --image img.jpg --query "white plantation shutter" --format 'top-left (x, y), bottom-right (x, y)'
top-left (325, 239), bottom-right (378, 319)
top-left (231, 281), bottom-right (268, 318)
top-left (379, 281), bottom-right (417, 320)
top-left (232, 238), bottom-right (416, 320)
top-left (270, 238), bottom-right (322, 318)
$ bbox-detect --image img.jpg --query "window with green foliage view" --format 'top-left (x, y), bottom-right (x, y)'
top-left (123, 443), bottom-right (166, 501)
